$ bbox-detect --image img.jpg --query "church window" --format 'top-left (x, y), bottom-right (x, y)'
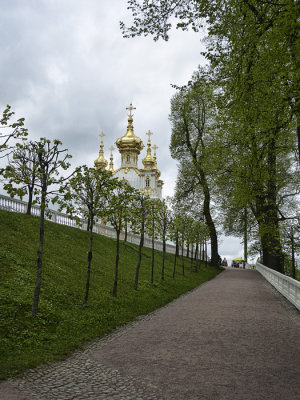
top-left (127, 155), bottom-right (130, 162)
top-left (146, 177), bottom-right (150, 187)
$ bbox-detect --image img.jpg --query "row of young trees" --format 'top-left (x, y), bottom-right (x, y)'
top-left (0, 106), bottom-right (210, 316)
top-left (121, 0), bottom-right (300, 274)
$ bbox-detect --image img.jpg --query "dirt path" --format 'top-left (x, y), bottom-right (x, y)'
top-left (1, 269), bottom-right (299, 399)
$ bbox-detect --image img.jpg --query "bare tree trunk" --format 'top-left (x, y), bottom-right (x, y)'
top-left (84, 215), bottom-right (94, 305)
top-left (124, 219), bottom-right (128, 242)
top-left (151, 220), bottom-right (155, 284)
top-left (173, 233), bottom-right (178, 278)
top-left (26, 187), bottom-right (33, 215)
top-left (291, 228), bottom-right (296, 279)
top-left (113, 229), bottom-right (120, 297)
top-left (202, 186), bottom-right (218, 267)
top-left (197, 168), bottom-right (219, 267)
top-left (256, 199), bottom-right (284, 273)
top-left (161, 233), bottom-right (166, 280)
top-left (32, 189), bottom-right (46, 316)
top-left (181, 234), bottom-right (185, 276)
top-left (243, 208), bottom-right (248, 262)
top-left (297, 123), bottom-right (300, 164)
top-left (190, 245), bottom-right (193, 273)
top-left (134, 220), bottom-right (145, 290)
top-left (195, 242), bottom-right (199, 272)
top-left (200, 240), bottom-right (203, 261)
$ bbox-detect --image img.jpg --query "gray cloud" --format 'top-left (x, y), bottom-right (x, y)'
top-left (0, 0), bottom-right (244, 259)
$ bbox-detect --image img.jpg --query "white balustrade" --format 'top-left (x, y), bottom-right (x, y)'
top-left (0, 194), bottom-right (194, 259)
top-left (256, 262), bottom-right (300, 310)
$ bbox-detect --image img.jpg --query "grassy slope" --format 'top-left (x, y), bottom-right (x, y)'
top-left (0, 210), bottom-right (221, 380)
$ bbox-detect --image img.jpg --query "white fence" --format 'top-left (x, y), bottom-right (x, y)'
top-left (256, 262), bottom-right (300, 310)
top-left (0, 194), bottom-right (189, 257)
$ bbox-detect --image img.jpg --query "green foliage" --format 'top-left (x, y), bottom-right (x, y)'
top-left (122, 0), bottom-right (300, 273)
top-left (0, 210), bottom-right (221, 379)
top-left (58, 165), bottom-right (120, 304)
top-left (145, 198), bottom-right (161, 240)
top-left (2, 141), bottom-right (39, 214)
top-left (0, 105), bottom-right (28, 157)
top-left (170, 70), bottom-right (220, 266)
top-left (106, 180), bottom-right (137, 233)
top-left (59, 165), bottom-right (118, 225)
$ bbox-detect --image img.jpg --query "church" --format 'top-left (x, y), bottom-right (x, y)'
top-left (94, 104), bottom-right (163, 200)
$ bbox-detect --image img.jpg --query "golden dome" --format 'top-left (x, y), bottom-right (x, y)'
top-left (94, 132), bottom-right (108, 170)
top-left (142, 130), bottom-right (155, 169)
top-left (115, 104), bottom-right (144, 154)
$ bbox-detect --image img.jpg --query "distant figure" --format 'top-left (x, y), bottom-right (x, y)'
top-left (222, 257), bottom-right (228, 267)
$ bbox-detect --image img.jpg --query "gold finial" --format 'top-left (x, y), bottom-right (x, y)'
top-left (94, 131), bottom-right (108, 170)
top-left (153, 144), bottom-right (158, 153)
top-left (146, 130), bottom-right (153, 155)
top-left (126, 103), bottom-right (136, 117)
top-left (108, 146), bottom-right (115, 172)
top-left (142, 130), bottom-right (155, 169)
top-left (146, 130), bottom-right (153, 142)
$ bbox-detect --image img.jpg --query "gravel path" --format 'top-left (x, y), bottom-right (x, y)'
top-left (1, 269), bottom-right (299, 400)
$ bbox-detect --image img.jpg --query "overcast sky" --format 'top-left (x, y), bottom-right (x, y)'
top-left (0, 0), bottom-right (245, 263)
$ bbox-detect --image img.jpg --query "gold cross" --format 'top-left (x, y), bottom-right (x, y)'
top-left (146, 130), bottom-right (153, 140)
top-left (126, 103), bottom-right (136, 116)
top-left (109, 146), bottom-right (115, 153)
top-left (99, 132), bottom-right (106, 139)
top-left (153, 144), bottom-right (158, 153)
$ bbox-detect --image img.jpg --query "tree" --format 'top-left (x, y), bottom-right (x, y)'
top-left (121, 1), bottom-right (299, 160)
top-left (221, 201), bottom-right (258, 264)
top-left (169, 212), bottom-right (180, 279)
top-left (156, 199), bottom-right (170, 280)
top-left (170, 70), bottom-right (220, 266)
top-left (131, 194), bottom-right (151, 290)
top-left (0, 105), bottom-right (28, 158)
top-left (31, 138), bottom-right (72, 316)
top-left (186, 218), bottom-right (199, 273)
top-left (177, 213), bottom-right (187, 276)
top-left (281, 219), bottom-right (300, 279)
top-left (59, 166), bottom-right (118, 305)
top-left (106, 180), bottom-right (136, 297)
top-left (193, 220), bottom-right (207, 272)
top-left (2, 141), bottom-right (39, 215)
top-left (122, 0), bottom-right (300, 272)
top-left (145, 198), bottom-right (161, 284)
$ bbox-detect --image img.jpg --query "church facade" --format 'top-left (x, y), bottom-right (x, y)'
top-left (94, 104), bottom-right (163, 200)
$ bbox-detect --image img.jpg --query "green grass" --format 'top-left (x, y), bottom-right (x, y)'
top-left (0, 210), bottom-right (221, 380)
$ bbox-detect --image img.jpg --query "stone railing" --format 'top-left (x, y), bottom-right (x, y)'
top-left (0, 194), bottom-right (190, 257)
top-left (256, 262), bottom-right (300, 310)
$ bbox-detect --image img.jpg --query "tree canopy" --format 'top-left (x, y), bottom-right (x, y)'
top-left (122, 0), bottom-right (300, 272)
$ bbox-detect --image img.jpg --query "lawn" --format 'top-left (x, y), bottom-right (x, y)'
top-left (0, 209), bottom-right (221, 380)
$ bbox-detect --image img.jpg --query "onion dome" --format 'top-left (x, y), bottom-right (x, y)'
top-left (94, 132), bottom-right (108, 170)
top-left (115, 104), bottom-right (144, 154)
top-left (142, 130), bottom-right (155, 169)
